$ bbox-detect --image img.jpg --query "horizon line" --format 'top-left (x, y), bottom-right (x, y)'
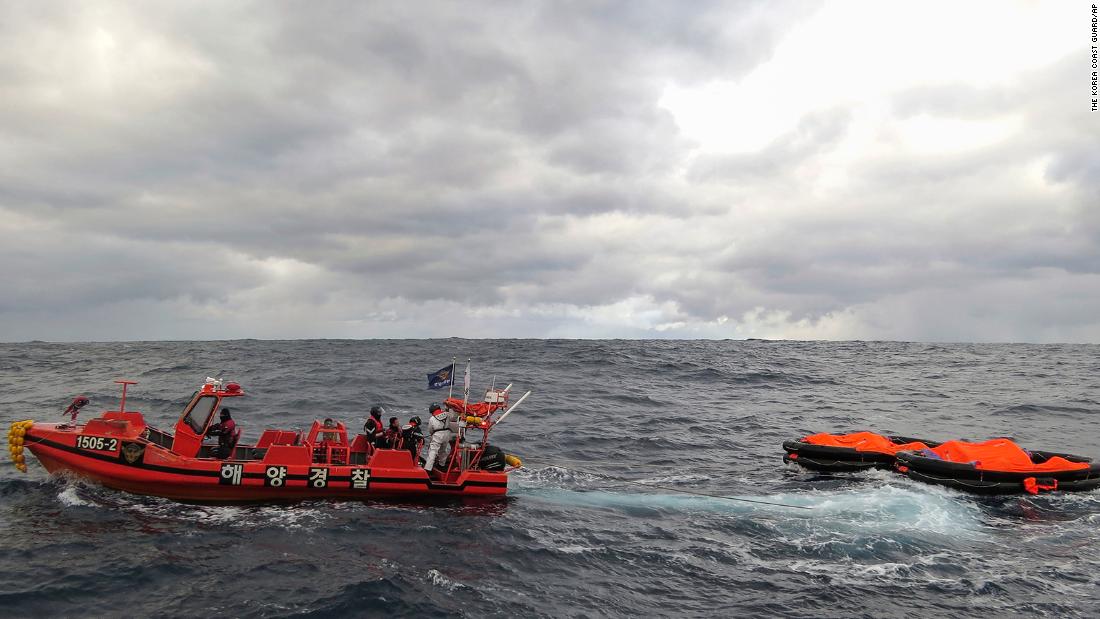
top-left (2, 337), bottom-right (1096, 346)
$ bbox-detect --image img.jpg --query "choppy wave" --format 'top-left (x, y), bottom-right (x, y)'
top-left (1, 339), bottom-right (1098, 617)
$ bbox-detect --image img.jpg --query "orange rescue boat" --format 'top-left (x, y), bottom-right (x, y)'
top-left (7, 378), bottom-right (526, 503)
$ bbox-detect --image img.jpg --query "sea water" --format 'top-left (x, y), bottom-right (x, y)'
top-left (0, 339), bottom-right (1097, 616)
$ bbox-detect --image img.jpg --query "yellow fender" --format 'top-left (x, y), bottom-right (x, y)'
top-left (7, 419), bottom-right (32, 472)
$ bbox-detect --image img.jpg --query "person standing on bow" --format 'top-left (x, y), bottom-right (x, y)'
top-left (363, 406), bottom-right (385, 447)
top-left (423, 403), bottom-right (454, 471)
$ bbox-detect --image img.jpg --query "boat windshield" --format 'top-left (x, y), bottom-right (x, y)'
top-left (183, 395), bottom-right (218, 434)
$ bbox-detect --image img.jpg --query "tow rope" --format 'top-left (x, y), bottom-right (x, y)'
top-left (523, 460), bottom-right (813, 510)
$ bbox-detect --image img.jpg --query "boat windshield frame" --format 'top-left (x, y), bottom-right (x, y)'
top-left (181, 394), bottom-right (219, 435)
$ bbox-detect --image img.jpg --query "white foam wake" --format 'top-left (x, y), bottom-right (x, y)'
top-left (517, 478), bottom-right (986, 538)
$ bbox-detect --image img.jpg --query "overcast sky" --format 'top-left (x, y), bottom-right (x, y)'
top-left (1, 1), bottom-right (1097, 342)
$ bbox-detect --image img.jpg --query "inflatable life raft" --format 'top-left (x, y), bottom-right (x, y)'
top-left (895, 438), bottom-right (1100, 495)
top-left (783, 431), bottom-right (938, 472)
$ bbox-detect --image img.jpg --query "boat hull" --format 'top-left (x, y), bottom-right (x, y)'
top-left (26, 429), bottom-right (508, 503)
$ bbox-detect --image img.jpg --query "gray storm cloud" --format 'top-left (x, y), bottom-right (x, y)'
top-left (0, 1), bottom-right (1097, 342)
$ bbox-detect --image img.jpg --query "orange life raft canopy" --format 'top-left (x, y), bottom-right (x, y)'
top-left (783, 431), bottom-right (938, 472)
top-left (895, 438), bottom-right (1100, 495)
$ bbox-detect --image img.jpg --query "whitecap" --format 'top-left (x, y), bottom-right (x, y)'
top-left (56, 485), bottom-right (92, 507)
top-left (427, 568), bottom-right (465, 591)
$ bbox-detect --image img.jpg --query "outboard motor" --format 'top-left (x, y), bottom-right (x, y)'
top-left (479, 445), bottom-right (508, 471)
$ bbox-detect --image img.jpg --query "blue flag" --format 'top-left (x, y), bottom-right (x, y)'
top-left (426, 364), bottom-right (454, 390)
